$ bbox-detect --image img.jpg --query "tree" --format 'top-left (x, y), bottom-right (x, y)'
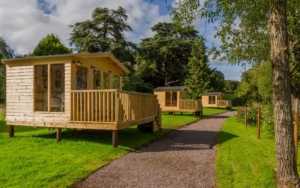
top-left (70, 7), bottom-right (136, 63)
top-left (184, 38), bottom-right (210, 99)
top-left (208, 69), bottom-right (225, 92)
top-left (32, 34), bottom-right (71, 56)
top-left (137, 22), bottom-right (200, 88)
top-left (0, 37), bottom-right (13, 104)
top-left (175, 0), bottom-right (299, 186)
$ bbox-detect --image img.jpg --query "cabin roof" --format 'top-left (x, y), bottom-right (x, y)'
top-left (1, 52), bottom-right (129, 74)
top-left (154, 86), bottom-right (186, 92)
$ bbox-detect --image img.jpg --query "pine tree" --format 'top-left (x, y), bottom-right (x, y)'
top-left (184, 38), bottom-right (210, 99)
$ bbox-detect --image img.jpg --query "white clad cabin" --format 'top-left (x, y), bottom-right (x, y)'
top-left (202, 92), bottom-right (231, 108)
top-left (154, 86), bottom-right (202, 115)
top-left (2, 53), bottom-right (161, 147)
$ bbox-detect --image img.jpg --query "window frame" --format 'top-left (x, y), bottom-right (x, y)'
top-left (33, 63), bottom-right (65, 113)
top-left (208, 96), bottom-right (216, 104)
top-left (165, 91), bottom-right (178, 107)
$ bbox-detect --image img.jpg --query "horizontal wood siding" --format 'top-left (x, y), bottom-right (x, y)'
top-left (6, 63), bottom-right (71, 124)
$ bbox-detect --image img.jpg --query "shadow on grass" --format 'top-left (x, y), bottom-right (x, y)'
top-left (32, 128), bottom-right (161, 150)
top-left (32, 127), bottom-right (238, 152)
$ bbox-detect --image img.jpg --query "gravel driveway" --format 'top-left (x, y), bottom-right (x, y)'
top-left (74, 112), bottom-right (234, 188)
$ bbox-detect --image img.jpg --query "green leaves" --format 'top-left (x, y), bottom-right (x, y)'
top-left (184, 38), bottom-right (211, 99)
top-left (32, 34), bottom-right (70, 56)
top-left (136, 22), bottom-right (199, 88)
top-left (70, 7), bottom-right (134, 62)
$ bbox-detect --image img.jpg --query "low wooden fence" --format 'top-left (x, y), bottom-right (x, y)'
top-left (179, 99), bottom-right (202, 111)
top-left (217, 100), bottom-right (231, 107)
top-left (70, 89), bottom-right (159, 125)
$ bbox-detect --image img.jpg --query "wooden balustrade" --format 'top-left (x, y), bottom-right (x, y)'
top-left (179, 99), bottom-right (201, 111)
top-left (217, 99), bottom-right (231, 107)
top-left (118, 91), bottom-right (158, 122)
top-left (70, 90), bottom-right (159, 125)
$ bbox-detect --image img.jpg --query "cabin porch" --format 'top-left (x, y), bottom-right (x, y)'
top-left (4, 53), bottom-right (161, 147)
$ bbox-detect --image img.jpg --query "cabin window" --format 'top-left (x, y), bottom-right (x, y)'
top-left (34, 64), bottom-right (65, 112)
top-left (50, 64), bottom-right (65, 112)
top-left (76, 66), bottom-right (88, 90)
top-left (209, 96), bottom-right (216, 104)
top-left (112, 75), bottom-right (120, 89)
top-left (103, 72), bottom-right (110, 89)
top-left (93, 70), bottom-right (102, 89)
top-left (34, 65), bottom-right (48, 111)
top-left (165, 91), bottom-right (177, 107)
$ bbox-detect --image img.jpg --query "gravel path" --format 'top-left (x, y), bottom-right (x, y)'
top-left (74, 112), bottom-right (234, 188)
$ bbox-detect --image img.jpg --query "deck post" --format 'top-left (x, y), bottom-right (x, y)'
top-left (8, 125), bottom-right (14, 138)
top-left (112, 130), bottom-right (119, 147)
top-left (56, 128), bottom-right (62, 143)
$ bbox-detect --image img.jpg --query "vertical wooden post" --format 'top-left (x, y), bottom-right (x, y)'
top-left (245, 106), bottom-right (248, 128)
top-left (48, 64), bottom-right (51, 112)
top-left (256, 105), bottom-right (261, 139)
top-left (8, 125), bottom-right (14, 138)
top-left (293, 98), bottom-right (299, 159)
top-left (112, 130), bottom-right (118, 148)
top-left (56, 128), bottom-right (62, 143)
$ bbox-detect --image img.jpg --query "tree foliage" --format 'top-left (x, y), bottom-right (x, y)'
top-left (175, 1), bottom-right (300, 185)
top-left (184, 38), bottom-right (210, 99)
top-left (70, 7), bottom-right (136, 63)
top-left (32, 34), bottom-right (71, 56)
top-left (0, 37), bottom-right (14, 103)
top-left (136, 22), bottom-right (200, 88)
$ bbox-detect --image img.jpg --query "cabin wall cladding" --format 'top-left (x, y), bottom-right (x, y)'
top-left (6, 63), bottom-right (71, 123)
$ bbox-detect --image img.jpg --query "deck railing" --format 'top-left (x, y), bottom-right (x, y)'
top-left (70, 89), bottom-right (159, 125)
top-left (179, 99), bottom-right (202, 111)
top-left (217, 100), bottom-right (231, 107)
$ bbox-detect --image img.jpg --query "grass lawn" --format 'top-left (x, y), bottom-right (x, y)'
top-left (0, 107), bottom-right (227, 188)
top-left (0, 113), bottom-right (199, 188)
top-left (203, 107), bottom-right (228, 117)
top-left (216, 117), bottom-right (276, 188)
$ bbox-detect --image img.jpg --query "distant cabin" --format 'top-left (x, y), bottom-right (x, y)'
top-left (2, 53), bottom-right (161, 147)
top-left (154, 86), bottom-right (202, 115)
top-left (202, 92), bottom-right (231, 108)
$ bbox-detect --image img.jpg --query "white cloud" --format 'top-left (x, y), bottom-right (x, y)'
top-left (0, 0), bottom-right (170, 55)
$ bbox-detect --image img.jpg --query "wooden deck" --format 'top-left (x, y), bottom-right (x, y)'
top-left (70, 89), bottom-right (161, 130)
top-left (217, 100), bottom-right (231, 108)
top-left (7, 89), bottom-right (161, 147)
top-left (161, 99), bottom-right (202, 114)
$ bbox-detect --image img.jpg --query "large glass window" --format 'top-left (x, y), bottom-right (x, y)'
top-left (34, 65), bottom-right (48, 111)
top-left (93, 70), bottom-right (102, 89)
top-left (103, 72), bottom-right (110, 89)
top-left (50, 64), bottom-right (65, 112)
top-left (76, 66), bottom-right (88, 90)
top-left (209, 96), bottom-right (216, 104)
top-left (112, 75), bottom-right (120, 89)
top-left (165, 91), bottom-right (177, 107)
top-left (34, 64), bottom-right (65, 112)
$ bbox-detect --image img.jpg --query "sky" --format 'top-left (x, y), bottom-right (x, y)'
top-left (0, 0), bottom-right (245, 80)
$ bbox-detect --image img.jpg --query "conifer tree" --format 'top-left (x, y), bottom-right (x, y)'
top-left (184, 38), bottom-right (210, 99)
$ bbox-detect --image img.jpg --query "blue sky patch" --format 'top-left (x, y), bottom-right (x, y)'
top-left (37, 0), bottom-right (57, 15)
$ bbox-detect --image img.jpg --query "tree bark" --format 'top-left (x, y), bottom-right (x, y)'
top-left (268, 0), bottom-right (300, 187)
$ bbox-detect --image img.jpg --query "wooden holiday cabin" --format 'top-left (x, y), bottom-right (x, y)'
top-left (202, 92), bottom-right (231, 108)
top-left (2, 53), bottom-right (161, 147)
top-left (154, 86), bottom-right (202, 115)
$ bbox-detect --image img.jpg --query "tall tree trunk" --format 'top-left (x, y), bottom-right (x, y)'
top-left (268, 0), bottom-right (300, 187)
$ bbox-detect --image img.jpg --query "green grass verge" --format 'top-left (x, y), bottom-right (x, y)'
top-left (0, 114), bottom-right (198, 188)
top-left (216, 117), bottom-right (276, 188)
top-left (0, 107), bottom-right (226, 188)
top-left (203, 107), bottom-right (228, 117)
